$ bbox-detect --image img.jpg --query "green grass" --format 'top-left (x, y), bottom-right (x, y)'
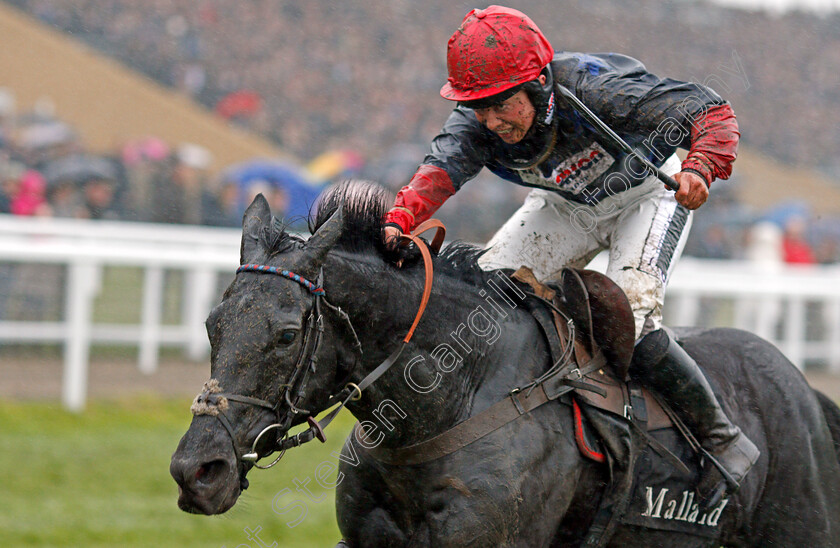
top-left (0, 397), bottom-right (355, 548)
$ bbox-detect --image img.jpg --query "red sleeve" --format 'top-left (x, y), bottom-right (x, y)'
top-left (384, 165), bottom-right (456, 232)
top-left (681, 103), bottom-right (739, 186)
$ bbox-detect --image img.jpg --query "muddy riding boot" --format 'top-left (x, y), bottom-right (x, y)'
top-left (631, 328), bottom-right (760, 507)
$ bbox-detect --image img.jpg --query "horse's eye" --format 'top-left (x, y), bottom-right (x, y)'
top-left (278, 329), bottom-right (297, 345)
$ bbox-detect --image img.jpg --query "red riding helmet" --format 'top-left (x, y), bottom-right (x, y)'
top-left (440, 5), bottom-right (554, 103)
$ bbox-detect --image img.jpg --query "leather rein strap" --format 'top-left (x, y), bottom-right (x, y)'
top-left (344, 219), bottom-right (443, 397)
top-left (401, 219), bottom-right (443, 342)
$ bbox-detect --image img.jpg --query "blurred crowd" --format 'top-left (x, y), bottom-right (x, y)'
top-left (8, 0), bottom-right (456, 162)
top-left (7, 0), bottom-right (839, 174)
top-left (0, 105), bottom-right (239, 226)
top-left (0, 90), bottom-right (349, 228)
top-left (683, 183), bottom-right (840, 265)
top-left (0, 0), bottom-right (839, 261)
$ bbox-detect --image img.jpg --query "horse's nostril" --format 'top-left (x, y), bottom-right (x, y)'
top-left (195, 459), bottom-right (228, 486)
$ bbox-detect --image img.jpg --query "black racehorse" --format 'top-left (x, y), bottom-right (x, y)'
top-left (171, 181), bottom-right (840, 547)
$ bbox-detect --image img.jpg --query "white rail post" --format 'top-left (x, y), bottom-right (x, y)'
top-left (184, 267), bottom-right (216, 361)
top-left (672, 291), bottom-right (700, 328)
top-left (827, 298), bottom-right (840, 373)
top-left (138, 266), bottom-right (164, 374)
top-left (62, 261), bottom-right (100, 412)
top-left (783, 296), bottom-right (806, 370)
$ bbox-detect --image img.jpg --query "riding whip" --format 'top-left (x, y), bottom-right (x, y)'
top-left (555, 84), bottom-right (681, 192)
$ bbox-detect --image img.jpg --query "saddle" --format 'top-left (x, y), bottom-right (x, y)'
top-left (514, 266), bottom-right (708, 547)
top-left (513, 266), bottom-right (678, 428)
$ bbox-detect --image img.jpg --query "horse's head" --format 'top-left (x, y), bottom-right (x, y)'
top-left (170, 193), bottom-right (357, 514)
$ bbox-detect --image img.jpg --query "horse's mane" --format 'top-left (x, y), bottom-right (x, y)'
top-left (304, 179), bottom-right (496, 287)
top-left (309, 179), bottom-right (392, 255)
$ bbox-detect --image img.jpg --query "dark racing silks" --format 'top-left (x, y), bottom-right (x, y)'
top-left (384, 51), bottom-right (739, 233)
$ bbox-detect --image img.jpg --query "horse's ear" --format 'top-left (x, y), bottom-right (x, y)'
top-left (240, 194), bottom-right (271, 264)
top-left (302, 206), bottom-right (344, 270)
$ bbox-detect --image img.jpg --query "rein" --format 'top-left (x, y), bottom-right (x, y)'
top-left (192, 219), bottom-right (445, 470)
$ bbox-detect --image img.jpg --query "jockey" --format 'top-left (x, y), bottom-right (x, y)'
top-left (382, 5), bottom-right (758, 504)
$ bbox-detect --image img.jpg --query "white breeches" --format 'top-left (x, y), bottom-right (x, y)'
top-left (479, 155), bottom-right (691, 338)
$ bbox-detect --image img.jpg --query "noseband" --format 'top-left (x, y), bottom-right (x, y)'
top-left (191, 220), bottom-right (445, 474)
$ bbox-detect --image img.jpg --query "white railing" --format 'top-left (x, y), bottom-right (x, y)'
top-left (0, 215), bottom-right (241, 411)
top-left (593, 254), bottom-right (840, 372)
top-left (676, 261), bottom-right (840, 368)
top-left (1, 214), bottom-right (838, 411)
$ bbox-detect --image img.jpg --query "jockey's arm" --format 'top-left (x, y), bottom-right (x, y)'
top-left (384, 164), bottom-right (457, 236)
top-left (384, 109), bottom-right (487, 241)
top-left (674, 103), bottom-right (740, 209)
top-left (563, 53), bottom-right (739, 209)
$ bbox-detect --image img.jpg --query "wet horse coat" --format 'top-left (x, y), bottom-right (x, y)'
top-left (171, 183), bottom-right (840, 547)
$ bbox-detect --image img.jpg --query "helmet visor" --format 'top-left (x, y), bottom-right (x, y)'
top-left (457, 83), bottom-right (523, 110)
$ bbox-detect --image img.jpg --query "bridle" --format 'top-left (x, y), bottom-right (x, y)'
top-left (191, 220), bottom-right (445, 474)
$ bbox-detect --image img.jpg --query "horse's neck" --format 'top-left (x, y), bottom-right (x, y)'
top-left (326, 254), bottom-right (550, 447)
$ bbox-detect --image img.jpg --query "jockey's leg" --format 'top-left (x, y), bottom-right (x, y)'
top-left (631, 328), bottom-right (761, 506)
top-left (478, 189), bottom-right (602, 278)
top-left (604, 157), bottom-right (758, 503)
top-left (604, 155), bottom-right (691, 338)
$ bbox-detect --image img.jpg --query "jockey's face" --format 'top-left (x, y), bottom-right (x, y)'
top-left (472, 89), bottom-right (536, 144)
top-left (472, 73), bottom-right (545, 145)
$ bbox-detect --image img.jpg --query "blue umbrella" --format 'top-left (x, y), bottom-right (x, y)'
top-left (223, 159), bottom-right (326, 221)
